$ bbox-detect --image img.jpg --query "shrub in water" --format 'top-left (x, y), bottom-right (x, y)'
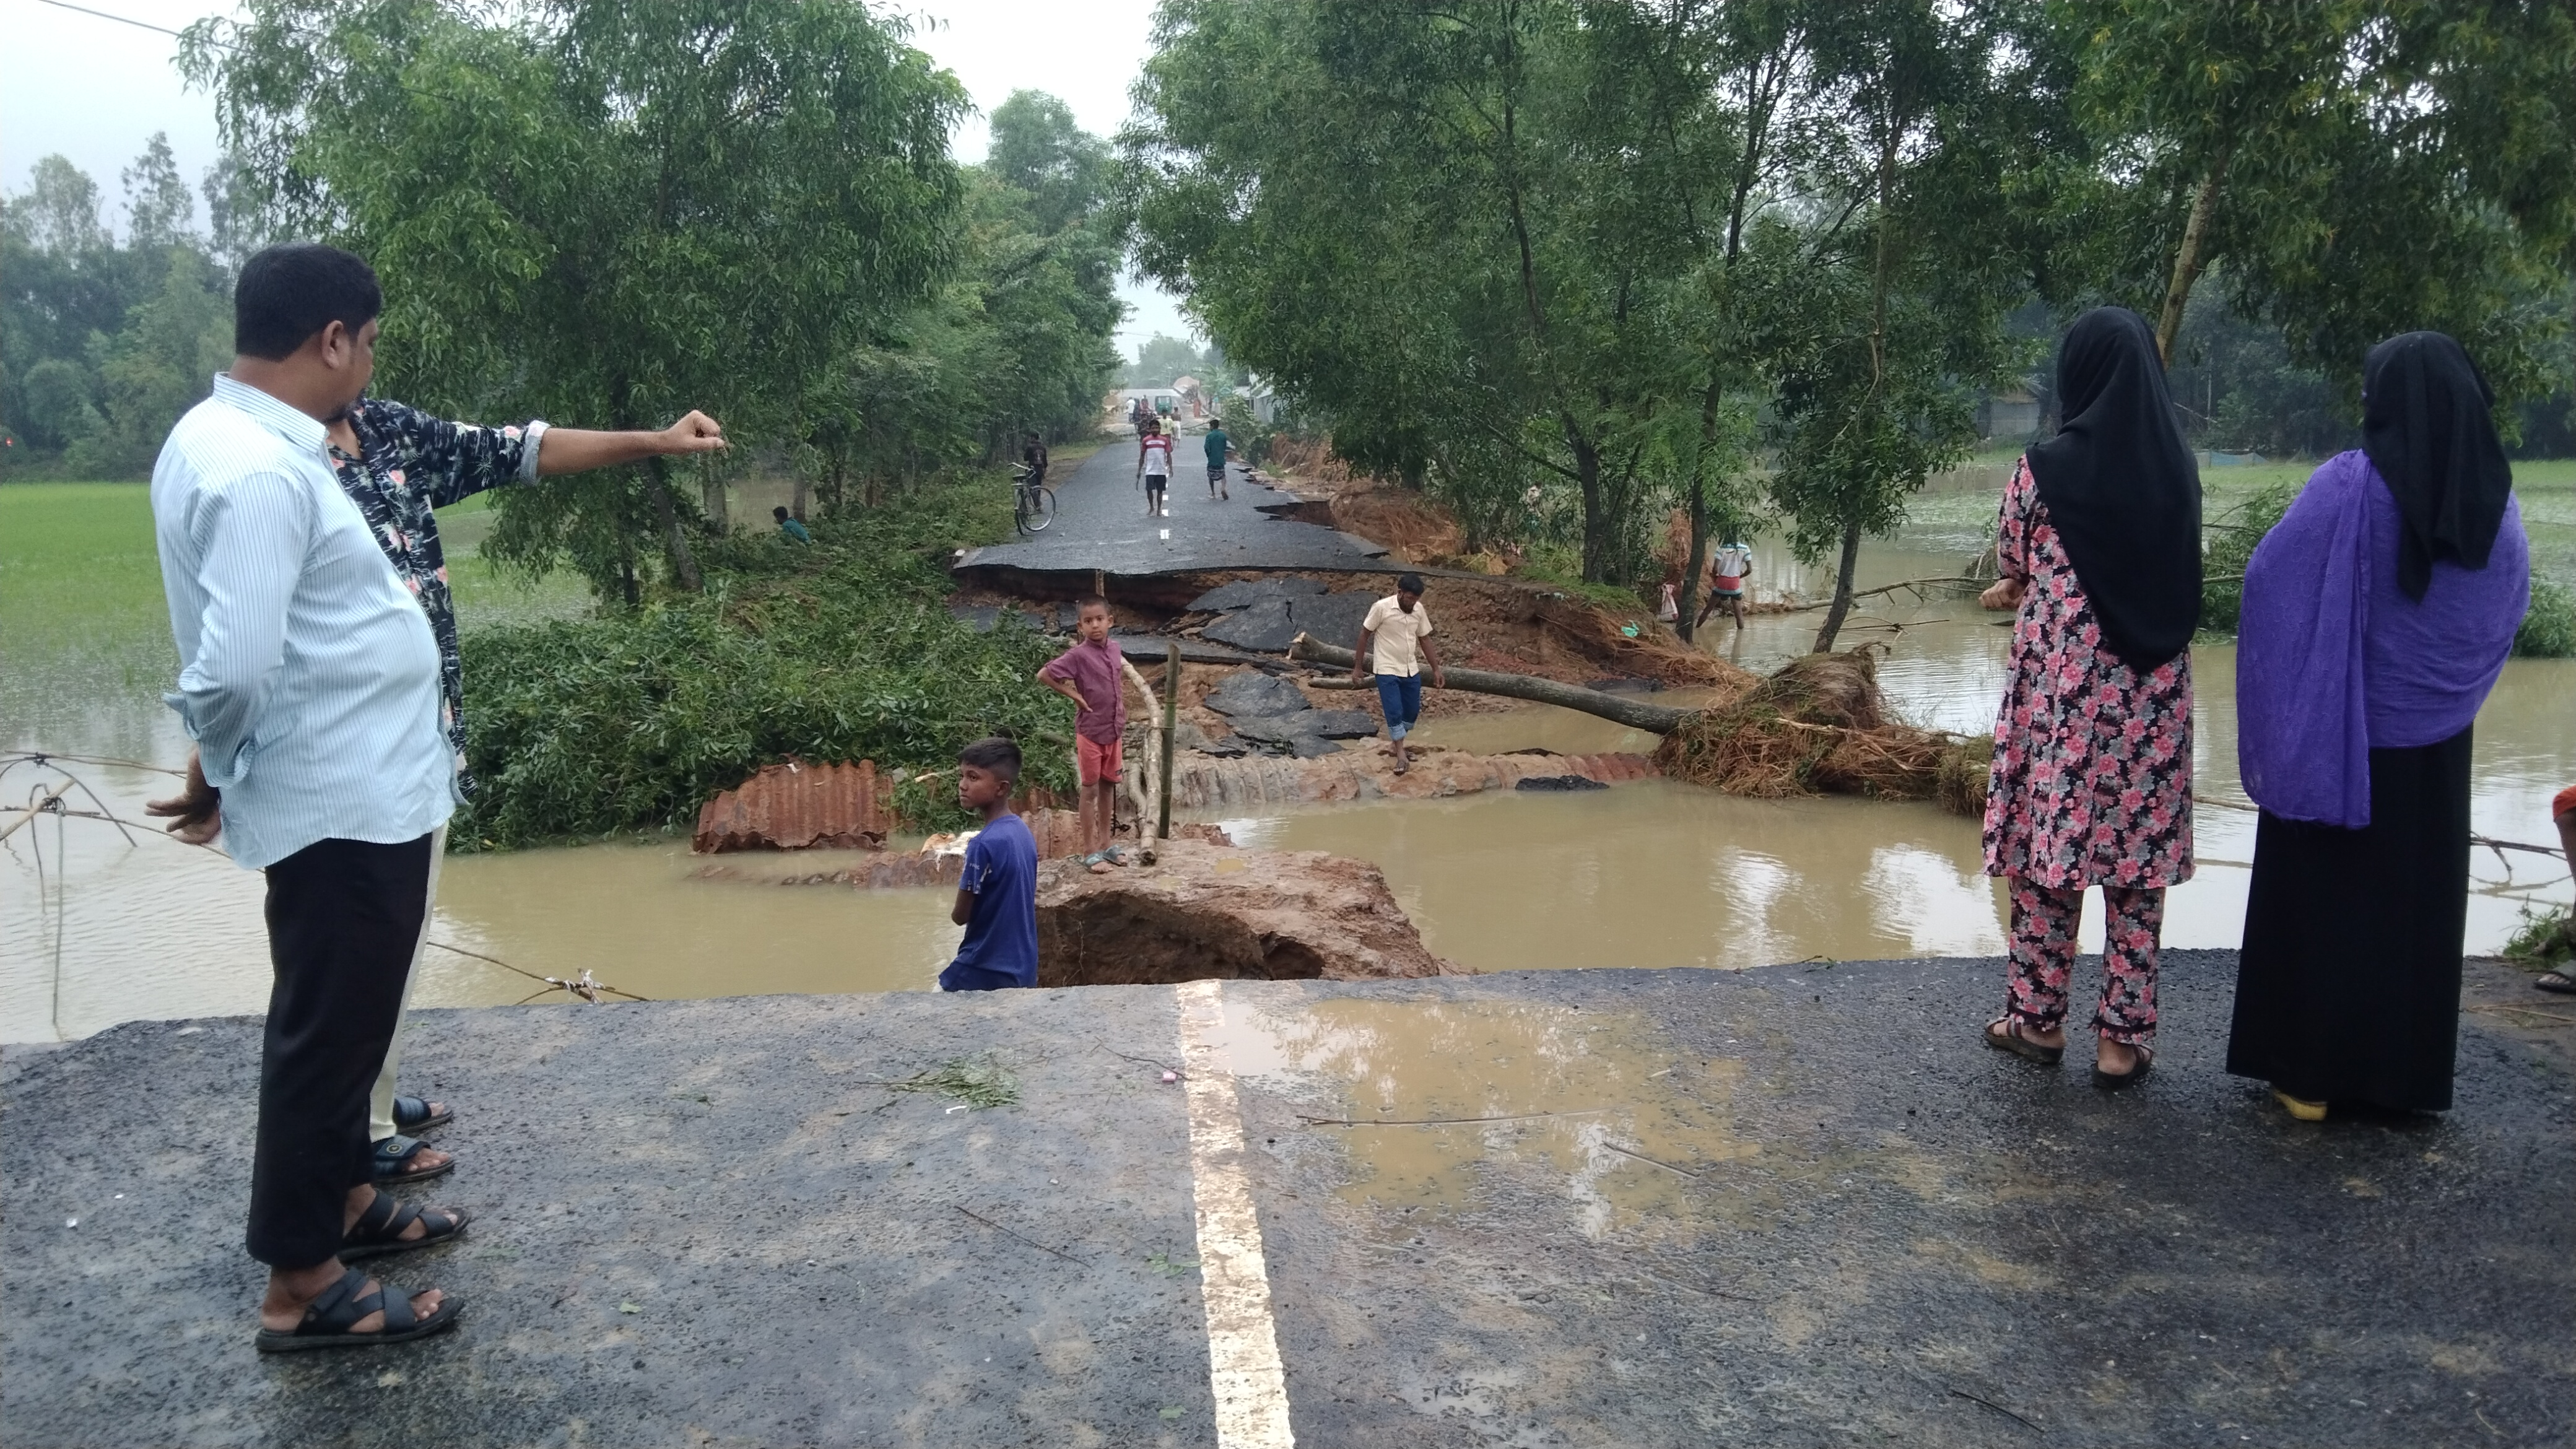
top-left (2514, 575), bottom-right (2574, 658)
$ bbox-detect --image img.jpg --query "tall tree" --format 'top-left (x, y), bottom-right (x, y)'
top-left (1764, 0), bottom-right (2031, 653)
top-left (988, 89), bottom-right (1115, 236)
top-left (2057, 0), bottom-right (2576, 394)
top-left (798, 92), bottom-right (1122, 514)
top-left (120, 133), bottom-right (196, 251)
top-left (1133, 0), bottom-right (1777, 585)
top-left (13, 156), bottom-right (110, 256)
top-left (187, 0), bottom-right (965, 599)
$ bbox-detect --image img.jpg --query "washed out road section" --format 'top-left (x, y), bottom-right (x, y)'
top-left (956, 435), bottom-right (1386, 580)
top-left (4, 955), bottom-right (2570, 1447)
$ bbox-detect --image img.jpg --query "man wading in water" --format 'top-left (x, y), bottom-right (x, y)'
top-left (146, 242), bottom-right (724, 1349)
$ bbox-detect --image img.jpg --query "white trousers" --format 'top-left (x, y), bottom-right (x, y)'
top-left (369, 825), bottom-right (445, 1142)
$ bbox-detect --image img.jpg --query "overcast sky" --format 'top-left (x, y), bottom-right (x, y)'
top-left (0, 0), bottom-right (1194, 355)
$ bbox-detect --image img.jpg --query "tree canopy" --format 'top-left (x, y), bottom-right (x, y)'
top-left (1125, 0), bottom-right (2574, 632)
top-left (1128, 0), bottom-right (2044, 642)
top-left (1, 138), bottom-right (245, 481)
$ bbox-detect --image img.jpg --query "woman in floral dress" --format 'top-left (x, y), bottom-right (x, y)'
top-left (1980, 307), bottom-right (2202, 1089)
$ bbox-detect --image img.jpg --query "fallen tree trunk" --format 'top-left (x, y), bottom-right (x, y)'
top-left (1288, 632), bottom-right (1694, 733)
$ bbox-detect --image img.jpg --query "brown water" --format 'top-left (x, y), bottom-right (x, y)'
top-left (1206, 987), bottom-right (1757, 1237)
top-left (9, 493), bottom-right (2570, 1042)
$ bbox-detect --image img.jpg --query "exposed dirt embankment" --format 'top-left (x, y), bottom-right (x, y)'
top-left (1035, 838), bottom-right (1456, 985)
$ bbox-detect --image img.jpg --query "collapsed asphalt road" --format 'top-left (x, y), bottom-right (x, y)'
top-left (954, 431), bottom-right (1389, 580)
top-left (4, 951), bottom-right (2568, 1447)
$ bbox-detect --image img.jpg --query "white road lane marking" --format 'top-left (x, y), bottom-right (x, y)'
top-left (1175, 978), bottom-right (1297, 1448)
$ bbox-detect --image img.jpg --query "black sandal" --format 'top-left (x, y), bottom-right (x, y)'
top-left (392, 1095), bottom-right (452, 1132)
top-left (341, 1190), bottom-right (470, 1262)
top-left (2535, 970), bottom-right (2575, 995)
top-left (1983, 1016), bottom-right (2063, 1065)
top-left (2092, 1045), bottom-right (2154, 1090)
top-left (255, 1266), bottom-right (461, 1352)
top-left (372, 1133), bottom-right (455, 1185)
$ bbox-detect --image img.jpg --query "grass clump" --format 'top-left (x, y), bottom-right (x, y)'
top-left (455, 474), bottom-right (1067, 849)
top-left (886, 1056), bottom-right (1020, 1110)
top-left (2503, 902), bottom-right (2575, 967)
top-left (2513, 575), bottom-right (2574, 658)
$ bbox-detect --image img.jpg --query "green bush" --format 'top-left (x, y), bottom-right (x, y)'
top-left (2513, 575), bottom-right (2575, 658)
top-left (2198, 481), bottom-right (2299, 636)
top-left (453, 476), bottom-right (1070, 849)
top-left (2503, 901), bottom-right (2574, 966)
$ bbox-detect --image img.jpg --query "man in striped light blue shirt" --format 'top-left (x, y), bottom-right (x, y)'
top-left (149, 243), bottom-right (724, 1351)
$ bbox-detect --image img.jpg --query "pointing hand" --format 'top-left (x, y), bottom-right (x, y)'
top-left (657, 411), bottom-right (728, 455)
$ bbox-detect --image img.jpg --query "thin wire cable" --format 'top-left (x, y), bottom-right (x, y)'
top-left (425, 939), bottom-right (648, 1002)
top-left (24, 0), bottom-right (202, 40)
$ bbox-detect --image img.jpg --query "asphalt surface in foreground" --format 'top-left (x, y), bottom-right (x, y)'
top-left (4, 951), bottom-right (2569, 1447)
top-left (955, 429), bottom-right (1388, 578)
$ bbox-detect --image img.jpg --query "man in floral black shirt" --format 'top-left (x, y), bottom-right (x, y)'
top-left (326, 389), bottom-right (726, 1183)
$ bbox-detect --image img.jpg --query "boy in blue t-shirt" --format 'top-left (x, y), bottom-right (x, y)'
top-left (938, 736), bottom-right (1042, 991)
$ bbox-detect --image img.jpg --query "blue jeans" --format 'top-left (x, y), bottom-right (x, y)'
top-left (1374, 672), bottom-right (1423, 740)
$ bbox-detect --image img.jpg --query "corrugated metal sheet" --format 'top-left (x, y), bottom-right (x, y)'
top-left (693, 760), bottom-right (890, 853)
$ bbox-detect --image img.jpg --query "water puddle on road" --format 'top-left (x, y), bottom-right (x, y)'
top-left (1214, 993), bottom-right (1756, 1237)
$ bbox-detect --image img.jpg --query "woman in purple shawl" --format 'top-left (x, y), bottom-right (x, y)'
top-left (2226, 332), bottom-right (2529, 1120)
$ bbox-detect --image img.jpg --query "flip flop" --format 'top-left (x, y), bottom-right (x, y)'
top-left (392, 1095), bottom-right (451, 1133)
top-left (2271, 1087), bottom-right (2327, 1121)
top-left (1983, 1016), bottom-right (2063, 1066)
top-left (2535, 970), bottom-right (2576, 994)
top-left (371, 1134), bottom-right (455, 1185)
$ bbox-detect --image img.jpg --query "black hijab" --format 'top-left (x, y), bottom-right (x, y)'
top-left (2361, 331), bottom-right (2513, 601)
top-left (2024, 307), bottom-right (2203, 671)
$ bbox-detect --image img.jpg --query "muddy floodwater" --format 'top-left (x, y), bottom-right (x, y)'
top-left (1208, 990), bottom-right (1760, 1237)
top-left (7, 481), bottom-right (2570, 1042)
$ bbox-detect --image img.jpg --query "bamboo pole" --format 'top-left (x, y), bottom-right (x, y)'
top-left (0, 781), bottom-right (73, 844)
top-left (1159, 642), bottom-right (1180, 840)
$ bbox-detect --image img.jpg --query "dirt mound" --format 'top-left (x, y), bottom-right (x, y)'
top-left (1325, 489), bottom-right (1464, 563)
top-left (1035, 839), bottom-right (1455, 985)
top-left (1654, 649), bottom-right (1987, 814)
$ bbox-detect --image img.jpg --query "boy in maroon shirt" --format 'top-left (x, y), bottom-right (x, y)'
top-left (1037, 598), bottom-right (1128, 871)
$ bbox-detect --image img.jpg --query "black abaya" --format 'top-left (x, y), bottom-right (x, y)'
top-left (2226, 726), bottom-right (2474, 1112)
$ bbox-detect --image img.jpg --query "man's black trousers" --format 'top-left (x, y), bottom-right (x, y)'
top-left (246, 833), bottom-right (434, 1266)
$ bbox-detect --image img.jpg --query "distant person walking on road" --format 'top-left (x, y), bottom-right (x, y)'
top-left (1696, 540), bottom-right (1752, 630)
top-left (1352, 572), bottom-right (1445, 776)
top-left (939, 737), bottom-right (1041, 992)
top-left (2226, 331), bottom-right (2530, 1119)
top-left (1038, 598), bottom-right (1129, 872)
top-left (1203, 418), bottom-right (1231, 500)
top-left (1978, 306), bottom-right (2200, 1092)
top-left (772, 506), bottom-right (811, 543)
top-left (1138, 420), bottom-right (1173, 518)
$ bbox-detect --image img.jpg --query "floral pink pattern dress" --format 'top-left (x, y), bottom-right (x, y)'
top-left (1982, 458), bottom-right (2195, 889)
